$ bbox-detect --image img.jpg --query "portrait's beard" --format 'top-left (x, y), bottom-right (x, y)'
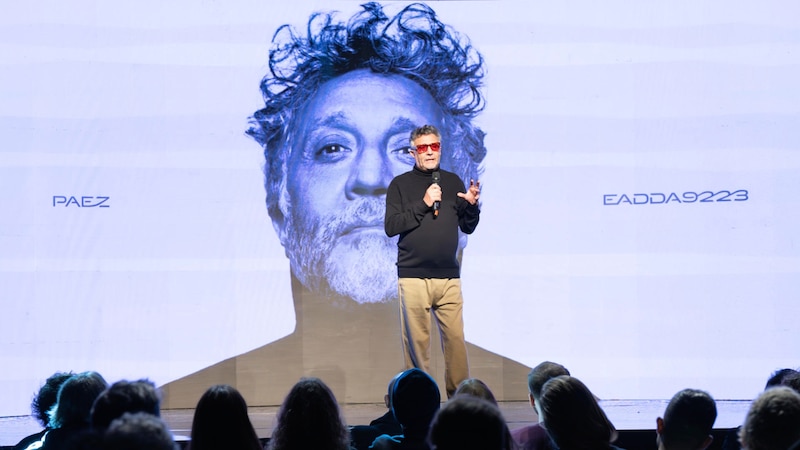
top-left (283, 198), bottom-right (398, 304)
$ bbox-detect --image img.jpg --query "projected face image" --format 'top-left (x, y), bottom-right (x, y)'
top-left (247, 2), bottom-right (487, 306)
top-left (278, 69), bottom-right (444, 303)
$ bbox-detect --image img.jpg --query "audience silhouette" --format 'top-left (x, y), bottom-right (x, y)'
top-left (91, 379), bottom-right (161, 431)
top-left (512, 361), bottom-right (571, 450)
top-left (267, 377), bottom-right (350, 450)
top-left (25, 371), bottom-right (108, 450)
top-left (739, 386), bottom-right (800, 450)
top-left (538, 375), bottom-right (623, 450)
top-left (370, 368), bottom-right (440, 450)
top-left (351, 373), bottom-right (403, 450)
top-left (656, 389), bottom-right (717, 450)
top-left (11, 365), bottom-right (800, 450)
top-left (13, 372), bottom-right (74, 450)
top-left (103, 412), bottom-right (178, 450)
top-left (453, 378), bottom-right (498, 405)
top-left (722, 367), bottom-right (800, 450)
top-left (450, 378), bottom-right (514, 450)
top-left (428, 395), bottom-right (511, 450)
top-left (187, 384), bottom-right (262, 450)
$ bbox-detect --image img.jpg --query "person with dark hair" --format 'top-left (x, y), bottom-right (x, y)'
top-left (656, 389), bottom-right (717, 450)
top-left (385, 124), bottom-right (481, 398)
top-left (427, 395), bottom-right (511, 450)
top-left (103, 412), bottom-right (178, 450)
top-left (24, 371), bottom-right (108, 450)
top-left (371, 368), bottom-right (441, 450)
top-left (268, 378), bottom-right (350, 450)
top-left (782, 372), bottom-right (800, 393)
top-left (764, 368), bottom-right (798, 389)
top-left (162, 1), bottom-right (531, 410)
top-left (187, 384), bottom-right (262, 450)
top-left (90, 379), bottom-right (161, 431)
top-left (538, 375), bottom-right (624, 450)
top-left (13, 371), bottom-right (74, 450)
top-left (351, 373), bottom-right (404, 450)
top-left (512, 361), bottom-right (571, 450)
top-left (739, 386), bottom-right (800, 450)
top-left (528, 362), bottom-right (572, 409)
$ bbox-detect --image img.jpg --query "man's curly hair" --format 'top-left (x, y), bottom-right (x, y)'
top-left (247, 2), bottom-right (486, 223)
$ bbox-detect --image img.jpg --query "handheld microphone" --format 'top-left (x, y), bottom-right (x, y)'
top-left (432, 171), bottom-right (440, 217)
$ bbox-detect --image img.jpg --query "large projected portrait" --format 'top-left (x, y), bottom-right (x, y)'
top-left (161, 1), bottom-right (530, 408)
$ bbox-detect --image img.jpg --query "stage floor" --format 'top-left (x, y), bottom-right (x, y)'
top-left (0, 399), bottom-right (750, 448)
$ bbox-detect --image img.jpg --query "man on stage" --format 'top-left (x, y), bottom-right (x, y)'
top-left (385, 125), bottom-right (481, 398)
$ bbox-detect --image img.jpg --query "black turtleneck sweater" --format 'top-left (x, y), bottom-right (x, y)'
top-left (384, 165), bottom-right (480, 278)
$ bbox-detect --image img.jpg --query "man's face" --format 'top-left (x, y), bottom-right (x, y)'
top-left (411, 134), bottom-right (442, 171)
top-left (277, 69), bottom-right (444, 304)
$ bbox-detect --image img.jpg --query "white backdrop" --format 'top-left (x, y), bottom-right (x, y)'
top-left (1, 0), bottom-right (799, 417)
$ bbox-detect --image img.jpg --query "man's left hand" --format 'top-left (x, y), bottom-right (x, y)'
top-left (457, 179), bottom-right (481, 205)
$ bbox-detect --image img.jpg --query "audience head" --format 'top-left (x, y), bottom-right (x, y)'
top-left (268, 377), bottom-right (350, 450)
top-left (48, 371), bottom-right (108, 429)
top-left (781, 372), bottom-right (800, 394)
top-left (91, 379), bottom-right (161, 430)
top-left (189, 384), bottom-right (262, 450)
top-left (527, 361), bottom-right (570, 416)
top-left (538, 375), bottom-right (617, 450)
top-left (31, 371), bottom-right (73, 427)
top-left (764, 368), bottom-right (798, 389)
top-left (528, 361), bottom-right (570, 400)
top-left (104, 412), bottom-right (178, 450)
top-left (454, 378), bottom-right (498, 406)
top-left (390, 368), bottom-right (441, 437)
top-left (656, 388), bottom-right (717, 450)
top-left (428, 395), bottom-right (510, 450)
top-left (739, 386), bottom-right (800, 450)
top-left (384, 371), bottom-right (403, 409)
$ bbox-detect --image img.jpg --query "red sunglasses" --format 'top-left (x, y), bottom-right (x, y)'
top-left (414, 142), bottom-right (441, 152)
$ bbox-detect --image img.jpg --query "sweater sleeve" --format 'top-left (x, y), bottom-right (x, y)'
top-left (457, 198), bottom-right (480, 234)
top-left (384, 177), bottom-right (429, 237)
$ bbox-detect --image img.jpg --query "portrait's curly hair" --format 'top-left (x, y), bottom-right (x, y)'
top-left (247, 2), bottom-right (486, 223)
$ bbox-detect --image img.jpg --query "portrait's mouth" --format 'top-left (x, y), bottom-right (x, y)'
top-left (341, 221), bottom-right (384, 236)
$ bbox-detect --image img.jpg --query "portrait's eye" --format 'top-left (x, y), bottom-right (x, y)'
top-left (392, 145), bottom-right (413, 155)
top-left (318, 144), bottom-right (347, 154)
top-left (314, 143), bottom-right (352, 161)
top-left (391, 144), bottom-right (414, 158)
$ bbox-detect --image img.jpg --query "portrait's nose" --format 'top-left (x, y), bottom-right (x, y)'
top-left (345, 146), bottom-right (393, 199)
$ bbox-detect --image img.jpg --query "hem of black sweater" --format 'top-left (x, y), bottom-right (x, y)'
top-left (397, 267), bottom-right (461, 279)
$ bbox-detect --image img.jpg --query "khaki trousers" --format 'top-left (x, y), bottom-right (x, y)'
top-left (398, 277), bottom-right (469, 397)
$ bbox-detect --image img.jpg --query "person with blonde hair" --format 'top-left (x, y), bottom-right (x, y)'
top-left (739, 386), bottom-right (800, 450)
